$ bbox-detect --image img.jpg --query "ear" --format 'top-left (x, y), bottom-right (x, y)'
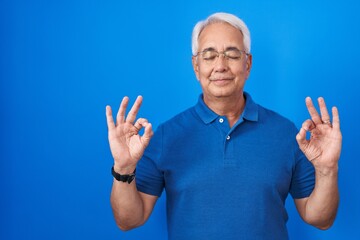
top-left (245, 54), bottom-right (253, 79)
top-left (192, 56), bottom-right (200, 81)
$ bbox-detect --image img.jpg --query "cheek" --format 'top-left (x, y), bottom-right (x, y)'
top-left (236, 62), bottom-right (250, 75)
top-left (198, 65), bottom-right (213, 79)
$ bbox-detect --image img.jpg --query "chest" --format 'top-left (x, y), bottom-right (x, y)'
top-left (160, 123), bottom-right (295, 201)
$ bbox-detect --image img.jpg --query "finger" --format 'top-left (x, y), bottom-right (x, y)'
top-left (133, 118), bottom-right (153, 146)
top-left (105, 105), bottom-right (116, 130)
top-left (126, 95), bottom-right (143, 123)
top-left (116, 96), bottom-right (129, 124)
top-left (301, 119), bottom-right (316, 132)
top-left (141, 122), bottom-right (153, 146)
top-left (296, 126), bottom-right (307, 146)
top-left (305, 97), bottom-right (322, 125)
top-left (318, 97), bottom-right (331, 123)
top-left (332, 106), bottom-right (340, 130)
top-left (134, 118), bottom-right (147, 131)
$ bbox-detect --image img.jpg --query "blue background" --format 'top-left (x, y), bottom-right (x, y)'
top-left (1, 0), bottom-right (359, 239)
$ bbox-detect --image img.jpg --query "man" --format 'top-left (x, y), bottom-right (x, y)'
top-left (105, 12), bottom-right (342, 239)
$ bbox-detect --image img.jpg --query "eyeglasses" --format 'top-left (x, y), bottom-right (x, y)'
top-left (195, 49), bottom-right (249, 64)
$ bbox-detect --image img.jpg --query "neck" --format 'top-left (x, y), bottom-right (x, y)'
top-left (203, 93), bottom-right (246, 127)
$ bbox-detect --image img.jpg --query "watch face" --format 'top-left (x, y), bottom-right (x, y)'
top-left (127, 175), bottom-right (135, 184)
top-left (111, 166), bottom-right (136, 184)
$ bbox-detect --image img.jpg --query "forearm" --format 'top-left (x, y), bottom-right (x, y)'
top-left (110, 179), bottom-right (145, 231)
top-left (303, 166), bottom-right (339, 229)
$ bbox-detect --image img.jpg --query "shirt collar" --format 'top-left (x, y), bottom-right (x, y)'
top-left (194, 92), bottom-right (258, 124)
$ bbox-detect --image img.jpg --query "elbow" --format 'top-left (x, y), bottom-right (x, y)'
top-left (118, 223), bottom-right (136, 232)
top-left (299, 201), bottom-right (338, 231)
top-left (110, 199), bottom-right (146, 232)
top-left (307, 217), bottom-right (336, 230)
top-left (314, 220), bottom-right (335, 231)
top-left (317, 225), bottom-right (331, 231)
top-left (114, 215), bottom-right (145, 232)
top-left (115, 219), bottom-right (141, 232)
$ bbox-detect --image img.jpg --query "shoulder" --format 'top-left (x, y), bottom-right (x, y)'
top-left (159, 105), bottom-right (199, 130)
top-left (147, 106), bottom-right (200, 155)
top-left (256, 104), bottom-right (298, 133)
top-left (258, 104), bottom-right (292, 122)
top-left (243, 92), bottom-right (296, 131)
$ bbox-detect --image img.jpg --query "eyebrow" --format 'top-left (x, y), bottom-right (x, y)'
top-left (201, 46), bottom-right (240, 52)
top-left (201, 47), bottom-right (216, 52)
top-left (225, 46), bottom-right (240, 51)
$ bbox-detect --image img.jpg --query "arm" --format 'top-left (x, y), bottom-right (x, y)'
top-left (110, 180), bottom-right (158, 230)
top-left (295, 97), bottom-right (342, 230)
top-left (106, 96), bottom-right (157, 231)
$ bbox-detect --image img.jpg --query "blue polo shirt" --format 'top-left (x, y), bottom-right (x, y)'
top-left (136, 92), bottom-right (315, 240)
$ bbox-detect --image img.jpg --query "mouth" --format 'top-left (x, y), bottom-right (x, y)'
top-left (209, 75), bottom-right (234, 81)
top-left (209, 77), bottom-right (233, 85)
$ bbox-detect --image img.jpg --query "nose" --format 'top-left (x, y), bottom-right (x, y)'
top-left (214, 53), bottom-right (228, 72)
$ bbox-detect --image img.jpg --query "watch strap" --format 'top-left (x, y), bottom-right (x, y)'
top-left (111, 166), bottom-right (136, 184)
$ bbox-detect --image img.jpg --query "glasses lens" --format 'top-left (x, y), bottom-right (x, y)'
top-left (201, 50), bottom-right (218, 60)
top-left (225, 49), bottom-right (242, 59)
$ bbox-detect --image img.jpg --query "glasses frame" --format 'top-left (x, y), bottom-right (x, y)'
top-left (195, 49), bottom-right (250, 63)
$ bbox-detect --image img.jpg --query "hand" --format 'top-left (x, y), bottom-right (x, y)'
top-left (296, 97), bottom-right (342, 170)
top-left (106, 96), bottom-right (153, 173)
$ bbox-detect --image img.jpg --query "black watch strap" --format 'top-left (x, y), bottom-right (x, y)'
top-left (111, 166), bottom-right (136, 184)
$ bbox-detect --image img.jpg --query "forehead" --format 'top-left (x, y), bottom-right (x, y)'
top-left (198, 22), bottom-right (244, 50)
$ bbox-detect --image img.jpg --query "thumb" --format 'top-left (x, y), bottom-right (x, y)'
top-left (141, 122), bottom-right (153, 147)
top-left (296, 127), bottom-right (307, 148)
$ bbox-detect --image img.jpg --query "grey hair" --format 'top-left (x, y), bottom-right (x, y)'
top-left (191, 12), bottom-right (251, 55)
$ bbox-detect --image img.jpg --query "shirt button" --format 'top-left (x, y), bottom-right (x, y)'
top-left (219, 118), bottom-right (224, 123)
top-left (226, 135), bottom-right (231, 140)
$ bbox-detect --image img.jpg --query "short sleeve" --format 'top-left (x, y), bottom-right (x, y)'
top-left (290, 144), bottom-right (315, 199)
top-left (136, 125), bottom-right (165, 197)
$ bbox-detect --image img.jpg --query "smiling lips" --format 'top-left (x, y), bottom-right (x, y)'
top-left (209, 75), bottom-right (233, 81)
top-left (209, 76), bottom-right (234, 85)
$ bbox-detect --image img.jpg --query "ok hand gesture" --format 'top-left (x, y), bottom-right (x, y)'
top-left (296, 97), bottom-right (342, 171)
top-left (106, 96), bottom-right (153, 173)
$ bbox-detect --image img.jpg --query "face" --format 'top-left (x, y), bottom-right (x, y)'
top-left (192, 22), bottom-right (252, 102)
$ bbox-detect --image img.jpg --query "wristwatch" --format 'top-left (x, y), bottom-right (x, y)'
top-left (111, 166), bottom-right (136, 184)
